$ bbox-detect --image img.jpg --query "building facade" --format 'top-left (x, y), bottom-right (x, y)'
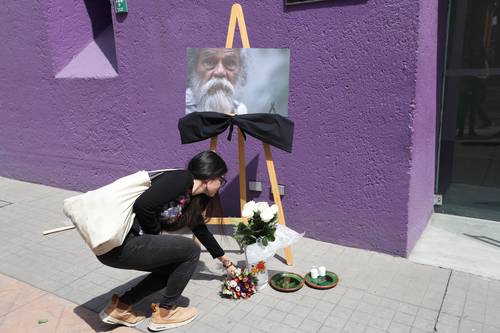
top-left (1, 0), bottom-right (446, 256)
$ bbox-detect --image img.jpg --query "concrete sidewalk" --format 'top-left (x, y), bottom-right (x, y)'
top-left (0, 176), bottom-right (499, 333)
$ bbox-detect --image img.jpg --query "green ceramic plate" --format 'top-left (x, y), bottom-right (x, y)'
top-left (304, 271), bottom-right (338, 289)
top-left (269, 272), bottom-right (305, 292)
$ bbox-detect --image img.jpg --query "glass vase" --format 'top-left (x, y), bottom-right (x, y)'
top-left (244, 247), bottom-right (269, 291)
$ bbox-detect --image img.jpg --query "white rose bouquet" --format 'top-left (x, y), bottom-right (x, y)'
top-left (234, 200), bottom-right (279, 247)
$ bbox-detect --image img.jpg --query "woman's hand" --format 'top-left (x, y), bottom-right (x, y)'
top-left (220, 256), bottom-right (237, 277)
top-left (226, 264), bottom-right (238, 277)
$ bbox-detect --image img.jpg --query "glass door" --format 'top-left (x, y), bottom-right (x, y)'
top-left (437, 0), bottom-right (500, 221)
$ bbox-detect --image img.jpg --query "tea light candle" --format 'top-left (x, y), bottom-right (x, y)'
top-left (310, 267), bottom-right (319, 279)
top-left (318, 266), bottom-right (326, 277)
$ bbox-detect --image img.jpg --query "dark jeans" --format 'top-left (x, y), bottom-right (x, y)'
top-left (96, 232), bottom-right (201, 308)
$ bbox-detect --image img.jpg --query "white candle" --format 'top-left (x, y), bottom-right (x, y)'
top-left (318, 266), bottom-right (326, 277)
top-left (310, 267), bottom-right (319, 279)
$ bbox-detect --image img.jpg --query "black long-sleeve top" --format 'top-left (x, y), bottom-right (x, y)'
top-left (129, 169), bottom-right (225, 259)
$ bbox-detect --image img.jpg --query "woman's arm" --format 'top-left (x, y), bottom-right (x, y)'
top-left (191, 221), bottom-right (225, 258)
top-left (134, 170), bottom-right (192, 234)
top-left (191, 220), bottom-right (239, 276)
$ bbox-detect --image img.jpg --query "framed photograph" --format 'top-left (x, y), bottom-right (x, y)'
top-left (186, 48), bottom-right (290, 117)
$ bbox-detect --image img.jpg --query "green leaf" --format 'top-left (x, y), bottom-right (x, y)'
top-left (262, 237), bottom-right (268, 246)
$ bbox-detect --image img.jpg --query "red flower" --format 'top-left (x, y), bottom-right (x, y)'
top-left (256, 262), bottom-right (265, 270)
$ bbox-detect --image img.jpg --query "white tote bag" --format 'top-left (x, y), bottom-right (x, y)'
top-left (63, 169), bottom-right (176, 256)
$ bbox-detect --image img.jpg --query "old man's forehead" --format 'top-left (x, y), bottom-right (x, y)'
top-left (198, 48), bottom-right (240, 60)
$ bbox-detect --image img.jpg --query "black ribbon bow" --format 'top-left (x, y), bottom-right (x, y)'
top-left (178, 112), bottom-right (294, 153)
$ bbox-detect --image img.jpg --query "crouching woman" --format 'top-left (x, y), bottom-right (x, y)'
top-left (96, 151), bottom-right (237, 331)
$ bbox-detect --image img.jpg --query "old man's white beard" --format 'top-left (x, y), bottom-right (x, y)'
top-left (191, 77), bottom-right (236, 114)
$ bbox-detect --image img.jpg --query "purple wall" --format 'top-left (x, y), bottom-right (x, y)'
top-left (407, 0), bottom-right (439, 254)
top-left (0, 0), bottom-right (438, 257)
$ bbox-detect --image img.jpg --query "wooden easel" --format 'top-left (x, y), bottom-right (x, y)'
top-left (194, 4), bottom-right (293, 266)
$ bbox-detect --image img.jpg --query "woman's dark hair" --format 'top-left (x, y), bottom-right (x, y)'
top-left (177, 150), bottom-right (227, 229)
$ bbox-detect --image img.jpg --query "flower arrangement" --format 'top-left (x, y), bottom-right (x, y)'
top-left (220, 267), bottom-right (258, 299)
top-left (234, 201), bottom-right (279, 247)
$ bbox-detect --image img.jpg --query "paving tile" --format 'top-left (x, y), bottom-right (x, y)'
top-left (338, 295), bottom-right (361, 309)
top-left (188, 321), bottom-right (219, 333)
top-left (413, 316), bottom-right (436, 332)
top-left (254, 317), bottom-right (278, 333)
top-left (342, 320), bottom-right (367, 333)
top-left (362, 293), bottom-right (382, 306)
top-left (231, 322), bottom-right (265, 332)
top-left (357, 302), bottom-right (376, 314)
top-left (442, 298), bottom-right (466, 317)
top-left (298, 318), bottom-right (323, 332)
top-left (259, 295), bottom-right (281, 307)
top-left (200, 313), bottom-right (236, 331)
top-left (319, 326), bottom-right (342, 333)
top-left (399, 303), bottom-right (420, 315)
top-left (250, 303), bottom-right (273, 317)
top-left (283, 312), bottom-right (307, 327)
top-left (368, 316), bottom-right (392, 330)
top-left (196, 298), bottom-right (220, 312)
top-left (411, 328), bottom-right (433, 333)
top-left (324, 315), bottom-right (348, 329)
top-left (322, 292), bottom-right (342, 304)
top-left (435, 323), bottom-right (459, 333)
top-left (226, 307), bottom-right (249, 322)
top-left (439, 313), bottom-right (461, 328)
top-left (374, 306), bottom-right (396, 321)
top-left (265, 308), bottom-right (288, 322)
top-left (315, 299), bottom-right (337, 313)
top-left (483, 324), bottom-right (500, 333)
top-left (388, 322), bottom-right (412, 333)
top-left (279, 324), bottom-right (305, 333)
top-left (462, 306), bottom-right (485, 323)
top-left (365, 328), bottom-right (387, 333)
top-left (332, 305), bottom-right (355, 320)
top-left (417, 308), bottom-right (439, 321)
top-left (379, 298), bottom-right (401, 310)
top-left (393, 311), bottom-right (415, 326)
top-left (301, 295), bottom-right (322, 308)
top-left (458, 319), bottom-right (483, 333)
top-left (307, 309), bottom-right (330, 324)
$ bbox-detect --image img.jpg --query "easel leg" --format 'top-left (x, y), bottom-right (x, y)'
top-left (238, 129), bottom-right (247, 213)
top-left (263, 143), bottom-right (294, 266)
top-left (210, 137), bottom-right (218, 151)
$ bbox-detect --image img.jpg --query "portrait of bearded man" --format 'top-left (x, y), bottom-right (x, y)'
top-left (186, 48), bottom-right (248, 115)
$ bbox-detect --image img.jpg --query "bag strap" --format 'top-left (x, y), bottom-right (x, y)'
top-left (147, 168), bottom-right (181, 180)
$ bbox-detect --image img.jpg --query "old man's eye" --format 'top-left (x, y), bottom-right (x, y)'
top-left (223, 59), bottom-right (237, 70)
top-left (202, 59), bottom-right (217, 69)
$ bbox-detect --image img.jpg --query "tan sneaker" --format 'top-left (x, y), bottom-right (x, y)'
top-left (148, 303), bottom-right (199, 331)
top-left (99, 294), bottom-right (145, 327)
